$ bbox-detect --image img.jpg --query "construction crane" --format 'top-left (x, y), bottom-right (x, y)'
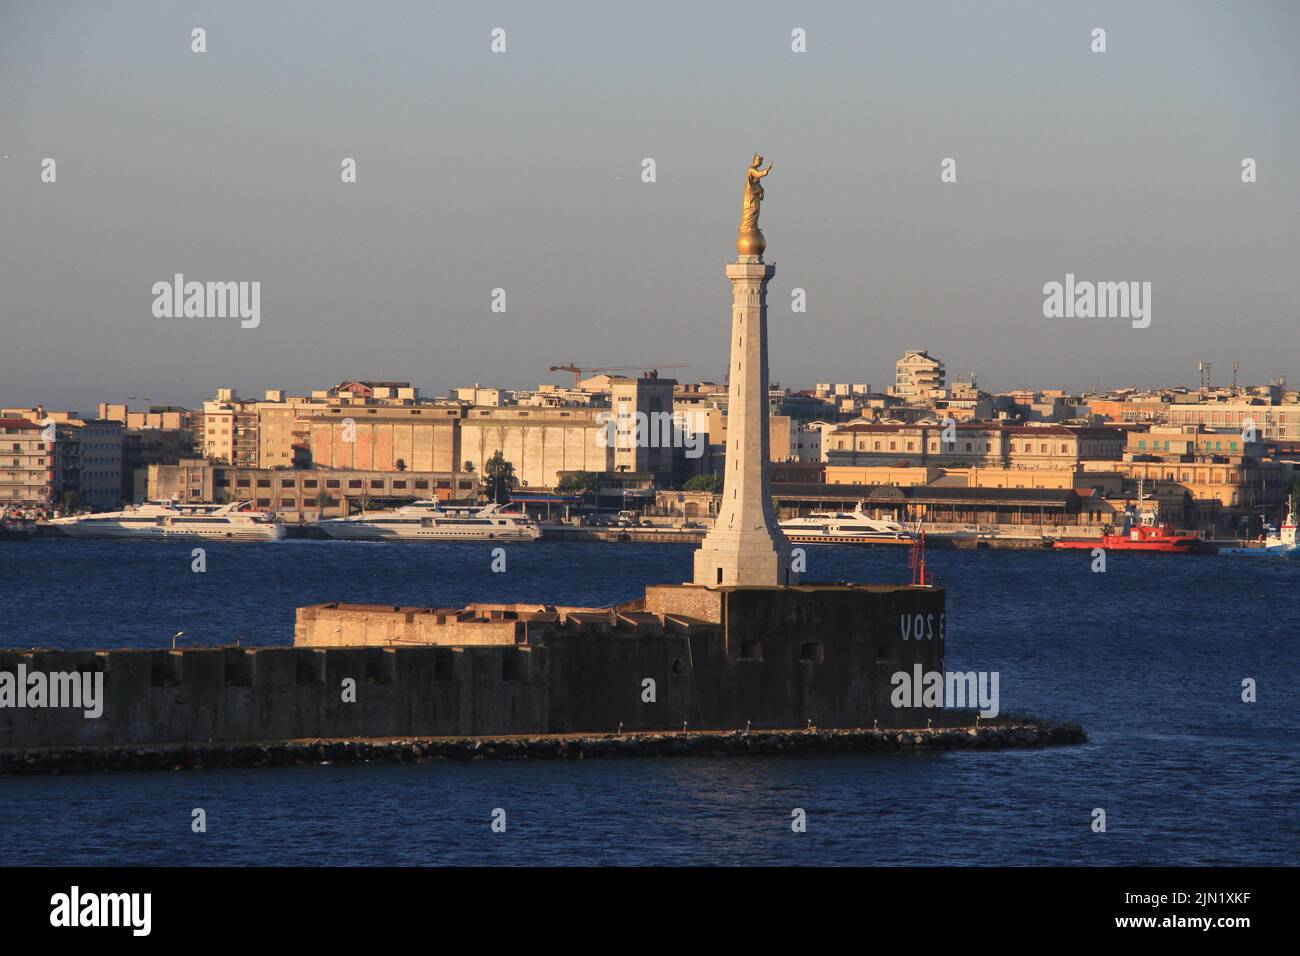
top-left (549, 363), bottom-right (689, 387)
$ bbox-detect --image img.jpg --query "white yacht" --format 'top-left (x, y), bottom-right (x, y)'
top-left (780, 502), bottom-right (913, 541)
top-left (49, 500), bottom-right (285, 541)
top-left (317, 500), bottom-right (541, 542)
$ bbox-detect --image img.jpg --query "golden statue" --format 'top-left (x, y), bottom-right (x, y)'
top-left (737, 153), bottom-right (773, 256)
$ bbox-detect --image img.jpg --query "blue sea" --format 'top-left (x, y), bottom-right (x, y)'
top-left (1, 539), bottom-right (1296, 866)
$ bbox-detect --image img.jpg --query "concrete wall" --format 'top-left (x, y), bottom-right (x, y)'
top-left (1, 585), bottom-right (944, 748)
top-left (546, 585), bottom-right (945, 732)
top-left (709, 586), bottom-right (944, 729)
top-left (644, 584), bottom-right (723, 622)
top-left (308, 414), bottom-right (460, 473)
top-left (0, 645), bottom-right (547, 747)
top-left (460, 409), bottom-right (613, 488)
top-left (296, 604), bottom-right (525, 647)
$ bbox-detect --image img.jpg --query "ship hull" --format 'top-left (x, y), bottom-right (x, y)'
top-left (50, 521), bottom-right (284, 541)
top-left (1053, 537), bottom-right (1196, 553)
top-left (317, 523), bottom-right (540, 542)
top-left (783, 532), bottom-right (912, 546)
top-left (1218, 544), bottom-right (1298, 557)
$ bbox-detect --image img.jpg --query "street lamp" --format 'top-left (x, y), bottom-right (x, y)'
top-left (172, 630), bottom-right (185, 649)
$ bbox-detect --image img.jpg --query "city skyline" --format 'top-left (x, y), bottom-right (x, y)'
top-left (3, 0), bottom-right (1299, 413)
top-left (6, 357), bottom-right (1294, 422)
top-left (1, 1), bottom-right (1295, 897)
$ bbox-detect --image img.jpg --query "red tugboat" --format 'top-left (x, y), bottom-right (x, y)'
top-left (1053, 481), bottom-right (1198, 554)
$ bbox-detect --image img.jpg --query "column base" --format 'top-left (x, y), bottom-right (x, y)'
top-left (692, 532), bottom-right (799, 588)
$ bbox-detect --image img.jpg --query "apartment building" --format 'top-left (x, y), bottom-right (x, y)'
top-left (825, 422), bottom-right (1126, 469)
top-left (1167, 401), bottom-right (1300, 442)
top-left (1118, 425), bottom-right (1292, 528)
top-left (890, 350), bottom-right (946, 401)
top-left (608, 376), bottom-right (677, 483)
top-left (59, 419), bottom-right (124, 509)
top-left (198, 388), bottom-right (259, 466)
top-left (454, 385), bottom-right (508, 407)
top-left (0, 419), bottom-right (53, 507)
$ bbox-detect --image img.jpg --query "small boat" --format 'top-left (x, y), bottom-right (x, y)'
top-left (48, 500), bottom-right (285, 541)
top-left (780, 502), bottom-right (914, 543)
top-left (1053, 480), bottom-right (1197, 553)
top-left (1219, 502), bottom-right (1298, 558)
top-left (0, 510), bottom-right (38, 541)
top-left (317, 500), bottom-right (541, 542)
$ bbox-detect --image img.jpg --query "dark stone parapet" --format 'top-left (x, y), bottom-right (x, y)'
top-left (0, 716), bottom-right (1086, 775)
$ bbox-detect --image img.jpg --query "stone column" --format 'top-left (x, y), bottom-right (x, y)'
top-left (692, 254), bottom-right (797, 587)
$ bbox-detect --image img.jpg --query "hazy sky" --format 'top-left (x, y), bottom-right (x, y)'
top-left (2, 0), bottom-right (1297, 413)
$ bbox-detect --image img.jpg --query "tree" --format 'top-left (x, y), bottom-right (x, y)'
top-left (483, 451), bottom-right (517, 504)
top-left (315, 489), bottom-right (333, 511)
top-left (683, 473), bottom-right (723, 493)
top-left (556, 471), bottom-right (600, 501)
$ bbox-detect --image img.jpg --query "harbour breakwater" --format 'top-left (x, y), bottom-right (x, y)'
top-left (0, 718), bottom-right (1087, 775)
top-left (0, 584), bottom-right (948, 750)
